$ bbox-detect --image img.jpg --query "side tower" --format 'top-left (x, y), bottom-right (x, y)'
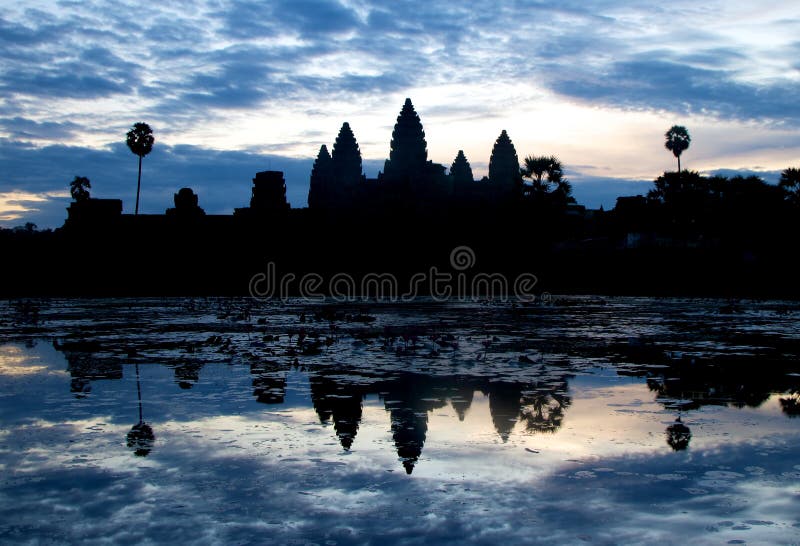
top-left (234, 171), bottom-right (289, 219)
top-left (308, 144), bottom-right (333, 209)
top-left (450, 150), bottom-right (474, 186)
top-left (166, 188), bottom-right (205, 218)
top-left (330, 122), bottom-right (364, 208)
top-left (488, 130), bottom-right (522, 200)
top-left (250, 171), bottom-right (289, 212)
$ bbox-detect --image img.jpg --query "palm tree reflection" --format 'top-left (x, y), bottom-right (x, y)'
top-left (665, 416), bottom-right (692, 451)
top-left (127, 362), bottom-right (155, 456)
top-left (520, 388), bottom-right (570, 434)
top-left (780, 391), bottom-right (800, 417)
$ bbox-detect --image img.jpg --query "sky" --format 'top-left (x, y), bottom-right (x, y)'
top-left (1, 0), bottom-right (799, 228)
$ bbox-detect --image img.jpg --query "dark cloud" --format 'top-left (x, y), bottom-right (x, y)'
top-left (678, 47), bottom-right (747, 67)
top-left (0, 15), bottom-right (158, 140)
top-left (149, 44), bottom-right (317, 112)
top-left (146, 16), bottom-right (211, 46)
top-left (548, 54), bottom-right (800, 122)
top-left (0, 117), bottom-right (81, 141)
top-left (175, 86), bottom-right (271, 110)
top-left (1, 69), bottom-right (129, 99)
top-left (216, 0), bottom-right (360, 40)
top-left (213, 1), bottom-right (280, 40)
top-left (0, 13), bottom-right (143, 100)
top-left (292, 72), bottom-right (410, 97)
top-left (273, 0), bottom-right (361, 36)
top-left (163, 46), bottom-right (281, 108)
top-left (0, 14), bottom-right (72, 48)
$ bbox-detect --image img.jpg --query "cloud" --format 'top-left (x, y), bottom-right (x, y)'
top-left (0, 190), bottom-right (69, 223)
top-left (0, 117), bottom-right (81, 141)
top-left (213, 0), bottom-right (362, 43)
top-left (3, 0), bottom-right (798, 123)
top-left (1, 67), bottom-right (130, 100)
top-left (0, 10), bottom-right (144, 101)
top-left (0, 12), bottom-right (72, 49)
top-left (272, 0), bottom-right (362, 37)
top-left (548, 55), bottom-right (800, 122)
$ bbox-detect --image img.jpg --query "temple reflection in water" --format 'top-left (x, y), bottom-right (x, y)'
top-left (46, 304), bottom-right (800, 473)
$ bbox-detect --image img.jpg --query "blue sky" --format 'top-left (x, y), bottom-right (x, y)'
top-left (1, 0), bottom-right (799, 227)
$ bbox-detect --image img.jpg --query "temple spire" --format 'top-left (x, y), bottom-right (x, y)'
top-left (383, 98), bottom-right (428, 181)
top-left (308, 144), bottom-right (333, 209)
top-left (331, 122), bottom-right (363, 188)
top-left (450, 150), bottom-right (474, 186)
top-left (488, 130), bottom-right (521, 195)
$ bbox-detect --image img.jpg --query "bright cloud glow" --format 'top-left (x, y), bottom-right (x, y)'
top-left (0, 190), bottom-right (69, 222)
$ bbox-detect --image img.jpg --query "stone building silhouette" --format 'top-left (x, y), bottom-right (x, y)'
top-left (166, 188), bottom-right (205, 218)
top-left (234, 171), bottom-right (289, 218)
top-left (66, 197), bottom-right (123, 227)
top-left (306, 98), bottom-right (522, 214)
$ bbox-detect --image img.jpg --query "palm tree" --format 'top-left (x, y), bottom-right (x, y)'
top-left (521, 155), bottom-right (563, 195)
top-left (126, 122), bottom-right (154, 215)
top-left (664, 125), bottom-right (690, 172)
top-left (69, 176), bottom-right (91, 202)
top-left (779, 167), bottom-right (800, 207)
top-left (522, 155), bottom-right (548, 191)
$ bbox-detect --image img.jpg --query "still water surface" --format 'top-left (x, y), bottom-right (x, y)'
top-left (1, 297), bottom-right (799, 544)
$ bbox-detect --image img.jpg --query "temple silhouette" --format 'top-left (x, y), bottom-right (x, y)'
top-left (63, 98), bottom-right (572, 227)
top-left (2, 98), bottom-right (799, 297)
top-left (306, 99), bottom-right (534, 214)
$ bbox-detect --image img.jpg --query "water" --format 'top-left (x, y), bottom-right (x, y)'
top-left (1, 297), bottom-right (799, 544)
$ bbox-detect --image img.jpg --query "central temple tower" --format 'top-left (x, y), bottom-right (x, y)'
top-left (382, 98), bottom-right (428, 182)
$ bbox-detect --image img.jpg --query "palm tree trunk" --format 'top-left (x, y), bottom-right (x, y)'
top-left (677, 156), bottom-right (681, 173)
top-left (135, 362), bottom-right (143, 423)
top-left (134, 155), bottom-right (142, 215)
